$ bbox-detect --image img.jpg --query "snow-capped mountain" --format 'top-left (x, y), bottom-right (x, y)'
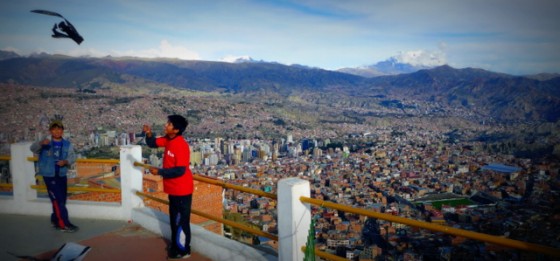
top-left (338, 57), bottom-right (434, 77)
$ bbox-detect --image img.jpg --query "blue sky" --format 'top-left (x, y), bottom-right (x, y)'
top-left (1, 0), bottom-right (559, 75)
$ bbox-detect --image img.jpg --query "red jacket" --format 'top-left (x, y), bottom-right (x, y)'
top-left (155, 135), bottom-right (193, 196)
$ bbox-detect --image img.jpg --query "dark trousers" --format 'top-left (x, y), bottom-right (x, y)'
top-left (168, 194), bottom-right (192, 254)
top-left (43, 175), bottom-right (71, 228)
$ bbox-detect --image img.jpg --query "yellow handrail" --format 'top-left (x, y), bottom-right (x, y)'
top-left (300, 196), bottom-right (560, 258)
top-left (194, 174), bottom-right (277, 200)
top-left (301, 246), bottom-right (346, 261)
top-left (135, 190), bottom-right (278, 241)
top-left (0, 183), bottom-right (13, 189)
top-left (133, 162), bottom-right (277, 200)
top-left (6, 156), bottom-right (559, 258)
top-left (2, 183), bottom-right (120, 193)
top-left (76, 158), bottom-right (120, 164)
top-left (0, 155), bottom-right (10, 161)
top-left (30, 185), bottom-right (120, 193)
top-left (27, 157), bottom-right (119, 164)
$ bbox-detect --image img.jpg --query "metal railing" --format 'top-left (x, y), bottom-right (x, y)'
top-left (300, 196), bottom-right (560, 258)
top-left (133, 162), bottom-right (278, 241)
top-left (0, 155), bottom-right (121, 194)
top-left (31, 185), bottom-right (120, 193)
top-left (1, 183), bottom-right (120, 194)
top-left (4, 154), bottom-right (560, 258)
top-left (26, 156), bottom-right (120, 164)
top-left (29, 157), bottom-right (121, 194)
top-left (301, 246), bottom-right (346, 261)
top-left (135, 190), bottom-right (278, 241)
top-left (134, 161), bottom-right (277, 199)
top-left (134, 161), bottom-right (560, 259)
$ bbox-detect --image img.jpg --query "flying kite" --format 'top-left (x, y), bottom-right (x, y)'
top-left (31, 9), bottom-right (84, 45)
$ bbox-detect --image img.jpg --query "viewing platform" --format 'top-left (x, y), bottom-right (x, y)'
top-left (0, 213), bottom-right (216, 260)
top-left (0, 142), bottom-right (292, 261)
top-left (1, 142), bottom-right (560, 260)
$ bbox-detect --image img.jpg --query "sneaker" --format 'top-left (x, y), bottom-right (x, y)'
top-left (167, 253), bottom-right (190, 260)
top-left (58, 224), bottom-right (80, 233)
top-left (167, 248), bottom-right (190, 260)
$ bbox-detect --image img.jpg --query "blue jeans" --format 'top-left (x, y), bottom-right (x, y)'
top-left (169, 194), bottom-right (192, 255)
top-left (43, 175), bottom-right (71, 228)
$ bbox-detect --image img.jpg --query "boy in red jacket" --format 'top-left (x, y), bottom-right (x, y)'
top-left (143, 115), bottom-right (193, 260)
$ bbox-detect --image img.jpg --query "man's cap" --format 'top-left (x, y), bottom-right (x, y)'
top-left (49, 119), bottom-right (64, 129)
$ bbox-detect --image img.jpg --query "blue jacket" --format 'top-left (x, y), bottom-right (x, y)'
top-left (30, 138), bottom-right (76, 177)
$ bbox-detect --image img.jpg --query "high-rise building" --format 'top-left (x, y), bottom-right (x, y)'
top-left (191, 151), bottom-right (203, 166)
top-left (207, 153), bottom-right (219, 166)
top-left (119, 132), bottom-right (129, 146)
top-left (258, 150), bottom-right (268, 160)
top-left (242, 147), bottom-right (253, 162)
top-left (214, 137), bottom-right (223, 153)
top-left (233, 147), bottom-right (242, 165)
top-left (301, 139), bottom-right (312, 151)
top-left (313, 147), bottom-right (322, 158)
top-left (220, 140), bottom-right (229, 155)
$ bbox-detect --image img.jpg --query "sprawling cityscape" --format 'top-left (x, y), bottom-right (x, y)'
top-left (1, 84), bottom-right (559, 260)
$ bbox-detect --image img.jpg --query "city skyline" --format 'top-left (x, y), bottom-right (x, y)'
top-left (0, 84), bottom-right (557, 259)
top-left (1, 0), bottom-right (559, 75)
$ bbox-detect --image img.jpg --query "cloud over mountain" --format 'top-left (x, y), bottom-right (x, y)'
top-left (338, 48), bottom-right (447, 77)
top-left (122, 40), bottom-right (201, 60)
top-left (221, 55), bottom-right (254, 63)
top-left (393, 47), bottom-right (447, 67)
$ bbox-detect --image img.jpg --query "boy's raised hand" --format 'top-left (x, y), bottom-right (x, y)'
top-left (142, 124), bottom-right (152, 136)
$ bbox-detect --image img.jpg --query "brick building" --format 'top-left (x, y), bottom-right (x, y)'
top-left (68, 162), bottom-right (224, 235)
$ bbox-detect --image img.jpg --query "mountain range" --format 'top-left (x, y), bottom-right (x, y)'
top-left (1, 51), bottom-right (558, 123)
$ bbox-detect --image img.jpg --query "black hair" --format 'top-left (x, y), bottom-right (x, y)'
top-left (167, 114), bottom-right (188, 135)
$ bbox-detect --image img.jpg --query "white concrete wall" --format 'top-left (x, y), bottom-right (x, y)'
top-left (3, 142), bottom-right (50, 215)
top-left (1, 142), bottom-right (315, 261)
top-left (0, 142), bottom-right (141, 220)
top-left (119, 145), bottom-right (144, 220)
top-left (277, 178), bottom-right (311, 261)
top-left (132, 207), bottom-right (277, 261)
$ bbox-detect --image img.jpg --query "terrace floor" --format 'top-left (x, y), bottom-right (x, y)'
top-left (0, 213), bottom-right (211, 261)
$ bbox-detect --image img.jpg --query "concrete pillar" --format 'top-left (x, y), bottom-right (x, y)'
top-left (277, 178), bottom-right (311, 261)
top-left (119, 145), bottom-right (144, 220)
top-left (10, 142), bottom-right (36, 203)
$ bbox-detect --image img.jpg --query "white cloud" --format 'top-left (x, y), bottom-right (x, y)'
top-left (119, 40), bottom-right (200, 60)
top-left (14, 40), bottom-right (202, 61)
top-left (220, 55), bottom-right (252, 63)
top-left (67, 48), bottom-right (107, 58)
top-left (393, 47), bottom-right (447, 67)
top-left (137, 40), bottom-right (200, 60)
top-left (0, 46), bottom-right (20, 54)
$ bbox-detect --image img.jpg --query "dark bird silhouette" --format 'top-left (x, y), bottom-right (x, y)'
top-left (31, 9), bottom-right (84, 45)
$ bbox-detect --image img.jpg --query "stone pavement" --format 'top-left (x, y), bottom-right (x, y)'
top-left (0, 214), bottom-right (210, 261)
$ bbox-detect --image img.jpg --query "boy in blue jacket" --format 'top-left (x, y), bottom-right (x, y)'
top-left (31, 118), bottom-right (78, 232)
